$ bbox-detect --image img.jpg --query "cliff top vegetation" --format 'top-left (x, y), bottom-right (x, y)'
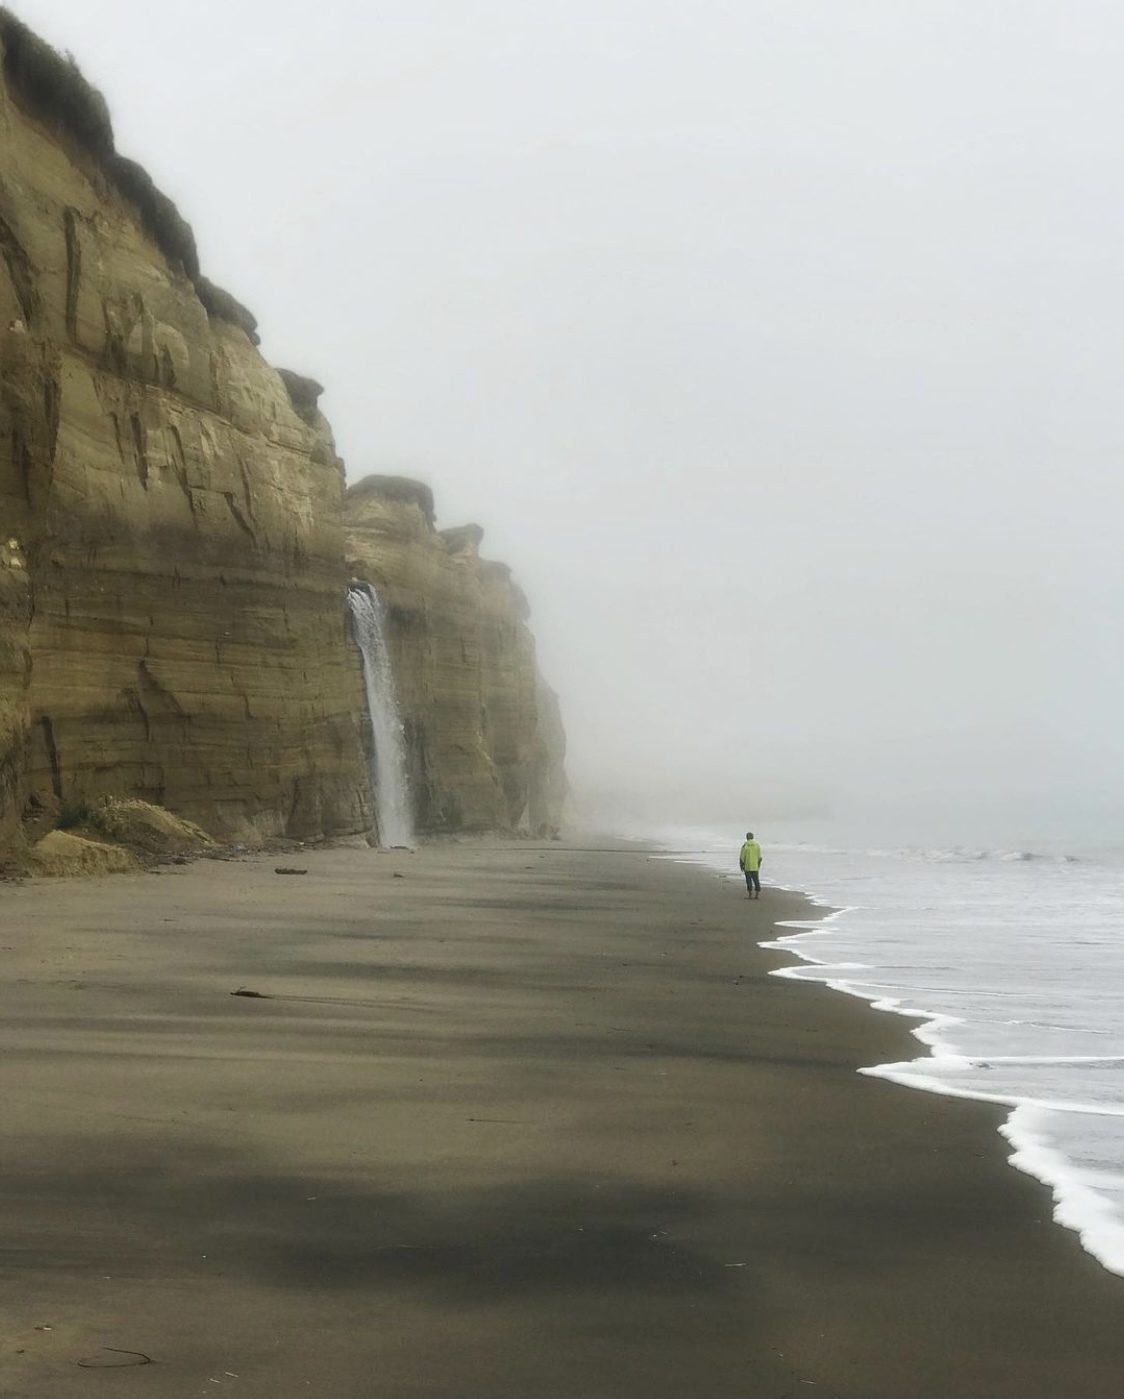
top-left (277, 368), bottom-right (326, 423)
top-left (347, 474), bottom-right (437, 527)
top-left (0, 8), bottom-right (258, 342)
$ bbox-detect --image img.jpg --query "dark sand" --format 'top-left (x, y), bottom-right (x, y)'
top-left (1, 841), bottom-right (1122, 1399)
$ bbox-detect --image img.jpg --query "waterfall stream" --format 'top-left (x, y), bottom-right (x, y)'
top-left (347, 584), bottom-right (415, 848)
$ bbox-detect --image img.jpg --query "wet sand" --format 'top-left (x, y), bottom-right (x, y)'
top-left (1, 840), bottom-right (1123, 1399)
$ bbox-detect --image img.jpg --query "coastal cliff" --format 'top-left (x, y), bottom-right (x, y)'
top-left (346, 476), bottom-right (565, 833)
top-left (0, 14), bottom-right (564, 865)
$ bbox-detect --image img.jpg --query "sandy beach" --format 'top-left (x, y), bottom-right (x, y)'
top-left (2, 840), bottom-right (1123, 1399)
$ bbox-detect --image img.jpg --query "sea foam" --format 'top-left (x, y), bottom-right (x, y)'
top-left (645, 824), bottom-right (1124, 1280)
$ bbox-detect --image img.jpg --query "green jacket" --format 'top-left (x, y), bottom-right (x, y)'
top-left (739, 840), bottom-right (762, 873)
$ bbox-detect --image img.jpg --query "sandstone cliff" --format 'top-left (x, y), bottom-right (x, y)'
top-left (0, 12), bottom-right (371, 849)
top-left (0, 14), bottom-right (564, 863)
top-left (345, 476), bottom-right (565, 833)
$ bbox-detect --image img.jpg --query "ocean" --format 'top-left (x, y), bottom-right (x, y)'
top-left (638, 821), bottom-right (1124, 1280)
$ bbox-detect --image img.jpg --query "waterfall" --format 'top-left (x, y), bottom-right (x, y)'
top-left (347, 584), bottom-right (415, 848)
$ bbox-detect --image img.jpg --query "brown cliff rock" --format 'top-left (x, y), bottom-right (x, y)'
top-left (345, 476), bottom-right (566, 834)
top-left (0, 530), bottom-right (30, 854)
top-left (0, 16), bottom-right (564, 863)
top-left (25, 829), bottom-right (139, 877)
top-left (0, 17), bottom-right (370, 846)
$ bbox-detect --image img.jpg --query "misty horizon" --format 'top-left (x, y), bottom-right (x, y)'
top-left (12, 0), bottom-right (1124, 843)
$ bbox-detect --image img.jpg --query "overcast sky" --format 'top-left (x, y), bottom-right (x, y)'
top-left (10, 0), bottom-right (1124, 841)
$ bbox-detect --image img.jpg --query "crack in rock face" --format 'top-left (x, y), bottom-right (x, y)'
top-left (0, 15), bottom-right (566, 864)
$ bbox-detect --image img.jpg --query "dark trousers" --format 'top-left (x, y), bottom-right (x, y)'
top-left (744, 870), bottom-right (760, 893)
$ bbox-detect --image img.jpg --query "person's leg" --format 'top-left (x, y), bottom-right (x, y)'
top-left (744, 871), bottom-right (753, 898)
top-left (751, 871), bottom-right (761, 899)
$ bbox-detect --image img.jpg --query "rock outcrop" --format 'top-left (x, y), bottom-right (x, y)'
top-left (0, 15), bottom-right (564, 865)
top-left (345, 476), bottom-right (565, 833)
top-left (0, 12), bottom-right (370, 849)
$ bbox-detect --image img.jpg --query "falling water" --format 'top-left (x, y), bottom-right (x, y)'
top-left (347, 583), bottom-right (415, 848)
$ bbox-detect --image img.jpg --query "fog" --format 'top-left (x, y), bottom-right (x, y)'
top-left (12, 1), bottom-right (1124, 843)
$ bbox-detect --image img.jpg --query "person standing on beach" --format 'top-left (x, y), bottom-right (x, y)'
top-left (739, 832), bottom-right (763, 899)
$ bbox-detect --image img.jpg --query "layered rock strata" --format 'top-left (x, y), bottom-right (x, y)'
top-left (0, 15), bottom-right (565, 859)
top-left (345, 477), bottom-right (565, 833)
top-left (0, 15), bottom-right (369, 845)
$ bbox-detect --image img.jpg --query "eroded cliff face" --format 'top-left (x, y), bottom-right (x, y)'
top-left (0, 20), bottom-right (370, 846)
top-left (0, 531), bottom-right (30, 851)
top-left (0, 16), bottom-right (564, 862)
top-left (345, 477), bottom-right (566, 834)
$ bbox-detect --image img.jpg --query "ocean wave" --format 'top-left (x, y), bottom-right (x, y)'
top-left (757, 841), bottom-right (1080, 865)
top-left (651, 823), bottom-right (1124, 1277)
top-left (899, 845), bottom-right (1079, 865)
top-left (873, 845), bottom-right (1077, 865)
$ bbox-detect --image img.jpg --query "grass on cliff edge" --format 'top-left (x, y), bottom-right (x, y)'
top-left (0, 9), bottom-right (258, 342)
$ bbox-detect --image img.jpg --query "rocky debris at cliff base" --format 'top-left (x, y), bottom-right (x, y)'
top-left (84, 798), bottom-right (214, 856)
top-left (24, 830), bottom-right (140, 877)
top-left (16, 798), bottom-right (213, 878)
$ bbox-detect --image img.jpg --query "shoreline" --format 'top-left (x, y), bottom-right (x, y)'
top-left (652, 831), bottom-right (1124, 1286)
top-left (743, 857), bottom-right (1124, 1284)
top-left (2, 840), bottom-right (1123, 1397)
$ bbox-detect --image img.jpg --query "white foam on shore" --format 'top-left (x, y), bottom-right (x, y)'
top-left (1001, 1105), bottom-right (1124, 1277)
top-left (766, 915), bottom-right (1124, 1279)
top-left (647, 831), bottom-right (1124, 1281)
